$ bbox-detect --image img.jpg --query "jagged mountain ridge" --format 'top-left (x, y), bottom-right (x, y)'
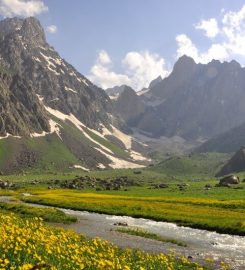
top-left (111, 55), bottom-right (245, 142)
top-left (0, 17), bottom-right (148, 172)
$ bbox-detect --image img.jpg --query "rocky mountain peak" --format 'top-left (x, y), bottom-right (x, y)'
top-left (0, 17), bottom-right (46, 47)
top-left (119, 85), bottom-right (135, 97)
top-left (19, 17), bottom-right (46, 46)
top-left (148, 76), bottom-right (162, 89)
top-left (173, 55), bottom-right (196, 70)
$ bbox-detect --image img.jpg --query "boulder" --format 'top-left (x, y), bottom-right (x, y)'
top-left (219, 175), bottom-right (240, 186)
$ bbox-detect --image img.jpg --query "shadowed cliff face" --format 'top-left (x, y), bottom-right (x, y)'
top-left (0, 64), bottom-right (50, 137)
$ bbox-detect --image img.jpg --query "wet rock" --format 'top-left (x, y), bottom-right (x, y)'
top-left (113, 222), bottom-right (128, 227)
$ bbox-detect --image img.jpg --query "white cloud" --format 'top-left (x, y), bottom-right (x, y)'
top-left (0, 0), bottom-right (48, 17)
top-left (122, 51), bottom-right (169, 89)
top-left (176, 4), bottom-right (245, 64)
top-left (195, 18), bottom-right (219, 38)
top-left (176, 34), bottom-right (228, 64)
top-left (97, 50), bottom-right (111, 65)
top-left (221, 5), bottom-right (245, 56)
top-left (176, 34), bottom-right (199, 60)
top-left (88, 50), bottom-right (169, 90)
top-left (47, 25), bottom-right (57, 34)
top-left (222, 5), bottom-right (245, 29)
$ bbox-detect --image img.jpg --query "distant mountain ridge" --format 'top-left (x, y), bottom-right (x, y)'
top-left (109, 55), bottom-right (245, 144)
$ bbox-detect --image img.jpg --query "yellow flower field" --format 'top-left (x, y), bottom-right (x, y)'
top-left (0, 213), bottom-right (206, 270)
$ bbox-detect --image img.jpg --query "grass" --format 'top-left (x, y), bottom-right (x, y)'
top-left (26, 134), bottom-right (81, 171)
top-left (0, 202), bottom-right (77, 223)
top-left (0, 134), bottom-right (83, 173)
top-left (150, 152), bottom-right (230, 178)
top-left (116, 227), bottom-right (187, 247)
top-left (20, 182), bottom-right (245, 235)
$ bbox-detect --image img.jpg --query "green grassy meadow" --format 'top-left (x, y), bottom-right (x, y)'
top-left (0, 152), bottom-right (244, 236)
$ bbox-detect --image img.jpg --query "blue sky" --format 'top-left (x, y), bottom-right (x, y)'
top-left (1, 0), bottom-right (245, 90)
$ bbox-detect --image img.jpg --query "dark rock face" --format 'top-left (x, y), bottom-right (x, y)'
top-left (0, 66), bottom-right (49, 136)
top-left (216, 147), bottom-right (245, 176)
top-left (218, 175), bottom-right (240, 186)
top-left (120, 55), bottom-right (245, 140)
top-left (0, 17), bottom-right (112, 134)
top-left (113, 86), bottom-right (146, 125)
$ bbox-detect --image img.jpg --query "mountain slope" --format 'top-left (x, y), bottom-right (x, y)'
top-left (0, 17), bottom-right (149, 172)
top-left (216, 147), bottom-right (245, 176)
top-left (196, 121), bottom-right (245, 154)
top-left (0, 66), bottom-right (49, 137)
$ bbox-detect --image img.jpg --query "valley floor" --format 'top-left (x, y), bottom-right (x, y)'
top-left (0, 168), bottom-right (244, 269)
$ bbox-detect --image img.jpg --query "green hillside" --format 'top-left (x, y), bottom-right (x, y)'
top-left (149, 153), bottom-right (231, 179)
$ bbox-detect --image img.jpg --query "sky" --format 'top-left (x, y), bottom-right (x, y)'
top-left (1, 0), bottom-right (245, 90)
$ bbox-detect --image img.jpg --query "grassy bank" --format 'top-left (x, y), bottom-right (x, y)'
top-left (0, 202), bottom-right (77, 223)
top-left (116, 227), bottom-right (187, 247)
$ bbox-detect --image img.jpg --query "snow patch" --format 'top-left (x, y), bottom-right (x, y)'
top-left (47, 66), bottom-right (60, 76)
top-left (94, 147), bottom-right (144, 169)
top-left (101, 125), bottom-right (149, 162)
top-left (32, 57), bottom-right (41, 63)
top-left (37, 94), bottom-right (44, 102)
top-left (64, 86), bottom-right (77, 94)
top-left (73, 165), bottom-right (90, 171)
top-left (39, 52), bottom-right (61, 76)
top-left (130, 151), bottom-right (149, 161)
top-left (109, 94), bottom-right (119, 100)
top-left (97, 163), bottom-right (106, 169)
top-left (49, 98), bottom-right (59, 102)
top-left (102, 125), bottom-right (132, 149)
top-left (82, 79), bottom-right (89, 86)
top-left (0, 133), bottom-right (21, 140)
top-left (30, 119), bottom-right (62, 140)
